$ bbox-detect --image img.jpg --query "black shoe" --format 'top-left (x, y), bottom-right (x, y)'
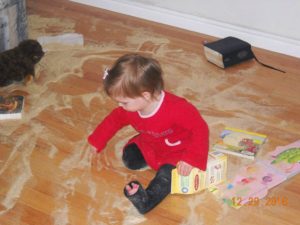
top-left (124, 181), bottom-right (150, 214)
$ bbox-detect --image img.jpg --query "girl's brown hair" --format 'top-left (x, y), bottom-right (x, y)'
top-left (103, 53), bottom-right (164, 98)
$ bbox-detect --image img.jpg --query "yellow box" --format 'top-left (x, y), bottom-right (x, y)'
top-left (171, 151), bottom-right (227, 194)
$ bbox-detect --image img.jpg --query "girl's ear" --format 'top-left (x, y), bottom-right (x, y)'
top-left (141, 91), bottom-right (152, 101)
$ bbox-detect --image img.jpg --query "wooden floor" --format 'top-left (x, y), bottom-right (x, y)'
top-left (1, 0), bottom-right (300, 224)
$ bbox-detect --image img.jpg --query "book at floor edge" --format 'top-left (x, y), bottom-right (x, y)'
top-left (260, 140), bottom-right (300, 179)
top-left (218, 140), bottom-right (300, 208)
top-left (0, 95), bottom-right (25, 120)
top-left (212, 127), bottom-right (267, 160)
top-left (203, 36), bottom-right (254, 68)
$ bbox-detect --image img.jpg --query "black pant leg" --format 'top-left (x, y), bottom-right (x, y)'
top-left (122, 143), bottom-right (147, 170)
top-left (124, 164), bottom-right (176, 214)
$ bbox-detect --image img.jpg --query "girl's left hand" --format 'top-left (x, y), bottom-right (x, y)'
top-left (177, 161), bottom-right (194, 176)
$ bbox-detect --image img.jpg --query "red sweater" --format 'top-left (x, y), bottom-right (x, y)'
top-left (88, 91), bottom-right (209, 171)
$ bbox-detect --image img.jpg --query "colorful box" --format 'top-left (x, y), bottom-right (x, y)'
top-left (171, 151), bottom-right (227, 194)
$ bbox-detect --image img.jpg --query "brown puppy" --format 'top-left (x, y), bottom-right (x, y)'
top-left (0, 39), bottom-right (44, 87)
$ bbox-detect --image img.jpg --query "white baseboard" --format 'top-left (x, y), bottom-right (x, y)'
top-left (71, 0), bottom-right (300, 58)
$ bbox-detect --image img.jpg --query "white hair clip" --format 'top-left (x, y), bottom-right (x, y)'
top-left (103, 68), bottom-right (109, 80)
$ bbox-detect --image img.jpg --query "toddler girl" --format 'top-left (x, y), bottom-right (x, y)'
top-left (88, 53), bottom-right (209, 214)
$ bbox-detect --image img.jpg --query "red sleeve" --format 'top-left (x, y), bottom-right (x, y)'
top-left (175, 101), bottom-right (209, 171)
top-left (88, 107), bottom-right (129, 152)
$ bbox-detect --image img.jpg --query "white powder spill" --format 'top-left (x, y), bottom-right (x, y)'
top-left (122, 208), bottom-right (147, 225)
top-left (63, 177), bottom-right (81, 196)
top-left (87, 179), bottom-right (97, 199)
top-left (0, 123), bottom-right (44, 215)
top-left (216, 203), bottom-right (230, 225)
top-left (0, 170), bottom-right (32, 214)
top-left (180, 195), bottom-right (205, 225)
top-left (59, 141), bottom-right (93, 172)
top-left (52, 204), bottom-right (69, 225)
top-left (48, 144), bottom-right (59, 159)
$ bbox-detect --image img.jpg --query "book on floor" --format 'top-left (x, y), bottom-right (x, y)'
top-left (219, 140), bottom-right (300, 208)
top-left (203, 36), bottom-right (254, 68)
top-left (203, 36), bottom-right (285, 72)
top-left (220, 161), bottom-right (286, 208)
top-left (212, 127), bottom-right (267, 160)
top-left (0, 95), bottom-right (25, 120)
top-left (260, 140), bottom-right (300, 179)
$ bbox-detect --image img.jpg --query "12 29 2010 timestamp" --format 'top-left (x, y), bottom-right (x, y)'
top-left (232, 196), bottom-right (289, 207)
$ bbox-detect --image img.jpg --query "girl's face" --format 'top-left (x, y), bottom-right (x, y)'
top-left (113, 95), bottom-right (150, 112)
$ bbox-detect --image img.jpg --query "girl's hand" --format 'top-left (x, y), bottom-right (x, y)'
top-left (177, 161), bottom-right (194, 176)
top-left (91, 147), bottom-right (98, 168)
top-left (90, 148), bottom-right (98, 154)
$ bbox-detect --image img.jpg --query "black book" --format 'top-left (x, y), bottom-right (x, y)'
top-left (203, 36), bottom-right (254, 68)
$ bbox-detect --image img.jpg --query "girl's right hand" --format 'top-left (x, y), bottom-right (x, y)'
top-left (90, 148), bottom-right (98, 154)
top-left (177, 160), bottom-right (193, 176)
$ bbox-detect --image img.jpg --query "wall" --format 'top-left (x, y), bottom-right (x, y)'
top-left (70, 0), bottom-right (300, 58)
top-left (0, 0), bottom-right (27, 52)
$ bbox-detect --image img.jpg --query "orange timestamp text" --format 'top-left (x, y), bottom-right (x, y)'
top-left (232, 196), bottom-right (288, 207)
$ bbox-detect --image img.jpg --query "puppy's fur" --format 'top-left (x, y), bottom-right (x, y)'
top-left (0, 39), bottom-right (44, 87)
